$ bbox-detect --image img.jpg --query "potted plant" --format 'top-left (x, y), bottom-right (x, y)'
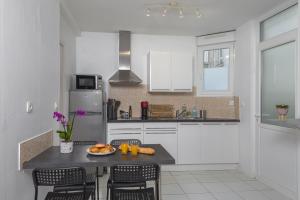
top-left (53, 109), bottom-right (86, 153)
top-left (276, 104), bottom-right (289, 121)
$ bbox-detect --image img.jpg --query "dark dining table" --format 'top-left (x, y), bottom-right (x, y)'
top-left (23, 144), bottom-right (175, 200)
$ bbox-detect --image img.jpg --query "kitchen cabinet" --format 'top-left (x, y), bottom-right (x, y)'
top-left (178, 122), bottom-right (203, 164)
top-left (171, 53), bottom-right (193, 92)
top-left (107, 123), bottom-right (144, 143)
top-left (200, 123), bottom-right (239, 164)
top-left (143, 123), bottom-right (178, 162)
top-left (148, 51), bottom-right (193, 92)
top-left (147, 51), bottom-right (172, 92)
top-left (178, 122), bottom-right (239, 164)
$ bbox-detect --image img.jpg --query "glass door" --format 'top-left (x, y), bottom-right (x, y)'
top-left (261, 41), bottom-right (296, 124)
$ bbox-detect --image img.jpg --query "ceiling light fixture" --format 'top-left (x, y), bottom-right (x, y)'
top-left (144, 1), bottom-right (203, 19)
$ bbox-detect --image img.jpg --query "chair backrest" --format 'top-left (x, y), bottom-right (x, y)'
top-left (32, 167), bottom-right (86, 187)
top-left (110, 165), bottom-right (144, 183)
top-left (142, 163), bottom-right (160, 181)
top-left (73, 141), bottom-right (97, 145)
top-left (110, 139), bottom-right (142, 147)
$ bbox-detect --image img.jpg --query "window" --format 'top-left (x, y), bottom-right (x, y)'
top-left (260, 4), bottom-right (298, 41)
top-left (197, 43), bottom-right (234, 96)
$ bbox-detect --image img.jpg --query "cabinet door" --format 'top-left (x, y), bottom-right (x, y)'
top-left (200, 123), bottom-right (239, 164)
top-left (171, 54), bottom-right (193, 92)
top-left (178, 123), bottom-right (202, 164)
top-left (148, 52), bottom-right (171, 92)
top-left (144, 131), bottom-right (178, 162)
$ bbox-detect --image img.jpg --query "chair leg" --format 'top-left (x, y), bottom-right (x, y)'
top-left (155, 180), bottom-right (159, 200)
top-left (106, 185), bottom-right (109, 200)
top-left (96, 167), bottom-right (99, 200)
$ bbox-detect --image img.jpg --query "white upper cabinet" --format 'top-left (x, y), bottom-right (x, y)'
top-left (171, 53), bottom-right (193, 92)
top-left (148, 51), bottom-right (193, 92)
top-left (148, 51), bottom-right (172, 92)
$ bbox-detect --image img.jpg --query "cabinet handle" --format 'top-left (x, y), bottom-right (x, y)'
top-left (145, 132), bottom-right (176, 135)
top-left (110, 128), bottom-right (142, 131)
top-left (110, 132), bottom-right (142, 135)
top-left (173, 89), bottom-right (192, 91)
top-left (145, 128), bottom-right (177, 130)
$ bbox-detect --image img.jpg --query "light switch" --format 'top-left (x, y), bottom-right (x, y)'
top-left (54, 102), bottom-right (58, 111)
top-left (26, 101), bottom-right (33, 113)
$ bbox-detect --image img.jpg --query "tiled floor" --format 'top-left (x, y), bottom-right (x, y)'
top-left (97, 170), bottom-right (292, 200)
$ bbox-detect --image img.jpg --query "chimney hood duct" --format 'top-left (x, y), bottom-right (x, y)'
top-left (109, 31), bottom-right (142, 86)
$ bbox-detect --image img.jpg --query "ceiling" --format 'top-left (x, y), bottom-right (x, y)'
top-left (62, 0), bottom-right (286, 36)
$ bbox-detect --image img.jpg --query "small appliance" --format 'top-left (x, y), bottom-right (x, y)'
top-left (141, 101), bottom-right (149, 120)
top-left (72, 74), bottom-right (103, 90)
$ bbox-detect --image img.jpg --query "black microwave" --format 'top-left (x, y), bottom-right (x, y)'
top-left (72, 75), bottom-right (103, 90)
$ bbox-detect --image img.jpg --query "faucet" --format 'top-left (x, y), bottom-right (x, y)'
top-left (176, 109), bottom-right (186, 119)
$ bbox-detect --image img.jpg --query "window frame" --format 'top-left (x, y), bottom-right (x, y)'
top-left (196, 42), bottom-right (235, 96)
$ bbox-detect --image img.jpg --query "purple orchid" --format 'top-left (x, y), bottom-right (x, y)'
top-left (53, 109), bottom-right (86, 142)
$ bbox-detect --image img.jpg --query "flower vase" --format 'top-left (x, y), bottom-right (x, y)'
top-left (60, 141), bottom-right (73, 153)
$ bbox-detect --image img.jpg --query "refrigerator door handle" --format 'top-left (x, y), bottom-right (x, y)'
top-left (70, 111), bottom-right (102, 115)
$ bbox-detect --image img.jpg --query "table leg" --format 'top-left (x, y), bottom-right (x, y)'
top-left (156, 165), bottom-right (161, 200)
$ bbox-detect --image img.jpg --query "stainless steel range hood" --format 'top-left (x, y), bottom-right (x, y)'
top-left (109, 31), bottom-right (142, 86)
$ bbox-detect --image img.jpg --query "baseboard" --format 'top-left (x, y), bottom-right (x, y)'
top-left (161, 164), bottom-right (238, 171)
top-left (257, 176), bottom-right (297, 200)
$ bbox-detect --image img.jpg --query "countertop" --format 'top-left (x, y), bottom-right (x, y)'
top-left (108, 117), bottom-right (240, 123)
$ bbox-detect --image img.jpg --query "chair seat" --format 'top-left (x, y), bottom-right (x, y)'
top-left (45, 191), bottom-right (92, 200)
top-left (112, 188), bottom-right (154, 200)
top-left (107, 177), bottom-right (146, 188)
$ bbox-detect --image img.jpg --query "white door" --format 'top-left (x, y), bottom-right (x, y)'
top-left (171, 53), bottom-right (193, 92)
top-left (148, 51), bottom-right (171, 92)
top-left (178, 123), bottom-right (202, 164)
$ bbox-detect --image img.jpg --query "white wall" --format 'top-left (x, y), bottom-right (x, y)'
top-left (76, 32), bottom-right (196, 86)
top-left (0, 0), bottom-right (60, 199)
top-left (235, 20), bottom-right (257, 177)
top-left (55, 8), bottom-right (78, 145)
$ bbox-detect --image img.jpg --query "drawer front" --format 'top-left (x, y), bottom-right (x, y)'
top-left (108, 123), bottom-right (143, 132)
top-left (144, 123), bottom-right (177, 131)
top-left (107, 132), bottom-right (144, 144)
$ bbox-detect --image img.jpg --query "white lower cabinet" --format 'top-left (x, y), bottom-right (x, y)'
top-left (143, 123), bottom-right (178, 162)
top-left (201, 123), bottom-right (239, 164)
top-left (108, 122), bottom-right (239, 165)
top-left (178, 122), bottom-right (239, 164)
top-left (178, 123), bottom-right (203, 164)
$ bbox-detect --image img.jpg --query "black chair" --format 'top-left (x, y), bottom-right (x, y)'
top-left (57, 141), bottom-right (98, 200)
top-left (110, 139), bottom-right (142, 147)
top-left (32, 167), bottom-right (92, 200)
top-left (107, 163), bottom-right (160, 200)
top-left (112, 188), bottom-right (155, 200)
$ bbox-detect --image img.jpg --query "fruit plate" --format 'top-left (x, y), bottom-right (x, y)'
top-left (86, 147), bottom-right (116, 156)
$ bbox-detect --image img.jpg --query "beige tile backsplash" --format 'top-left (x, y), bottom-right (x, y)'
top-left (109, 85), bottom-right (240, 119)
top-left (18, 130), bottom-right (53, 170)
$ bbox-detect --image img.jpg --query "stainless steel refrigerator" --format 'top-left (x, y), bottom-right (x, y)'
top-left (69, 90), bottom-right (106, 143)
